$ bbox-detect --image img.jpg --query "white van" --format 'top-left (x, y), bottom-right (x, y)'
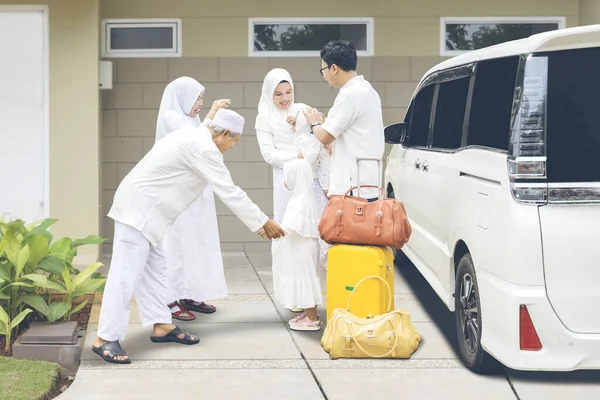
top-left (384, 25), bottom-right (600, 373)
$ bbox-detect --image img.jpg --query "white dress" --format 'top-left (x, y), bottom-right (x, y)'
top-left (155, 77), bottom-right (227, 304)
top-left (273, 231), bottom-right (322, 309)
top-left (164, 188), bottom-right (226, 303)
top-left (272, 159), bottom-right (323, 310)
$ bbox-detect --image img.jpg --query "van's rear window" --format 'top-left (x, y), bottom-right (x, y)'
top-left (546, 46), bottom-right (600, 183)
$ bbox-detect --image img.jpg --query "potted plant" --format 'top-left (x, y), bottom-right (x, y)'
top-left (0, 216), bottom-right (106, 354)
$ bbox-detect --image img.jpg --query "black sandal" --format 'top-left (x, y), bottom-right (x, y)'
top-left (180, 299), bottom-right (217, 314)
top-left (92, 341), bottom-right (131, 364)
top-left (150, 326), bottom-right (200, 345)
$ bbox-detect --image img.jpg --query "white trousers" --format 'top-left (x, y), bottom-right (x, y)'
top-left (97, 221), bottom-right (172, 342)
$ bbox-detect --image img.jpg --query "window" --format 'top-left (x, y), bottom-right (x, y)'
top-left (407, 84), bottom-right (435, 148)
top-left (546, 47), bottom-right (600, 183)
top-left (249, 18), bottom-right (373, 57)
top-left (432, 77), bottom-right (470, 150)
top-left (467, 56), bottom-right (519, 151)
top-left (101, 19), bottom-right (182, 58)
top-left (441, 17), bottom-right (565, 56)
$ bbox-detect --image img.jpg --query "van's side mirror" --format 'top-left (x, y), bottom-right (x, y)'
top-left (384, 122), bottom-right (407, 144)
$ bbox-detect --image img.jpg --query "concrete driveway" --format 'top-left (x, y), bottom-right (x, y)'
top-left (58, 252), bottom-right (600, 400)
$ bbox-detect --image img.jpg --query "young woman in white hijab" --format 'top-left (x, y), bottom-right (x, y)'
top-left (271, 159), bottom-right (323, 330)
top-left (255, 68), bottom-right (331, 312)
top-left (155, 76), bottom-right (231, 321)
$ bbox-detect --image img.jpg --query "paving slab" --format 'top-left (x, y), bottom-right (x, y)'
top-left (394, 266), bottom-right (415, 294)
top-left (222, 252), bottom-right (251, 267)
top-left (315, 368), bottom-right (516, 400)
top-left (394, 294), bottom-right (434, 323)
top-left (507, 370), bottom-right (600, 400)
top-left (186, 299), bottom-right (281, 323)
top-left (57, 368), bottom-right (324, 400)
top-left (223, 263), bottom-right (266, 294)
top-left (82, 322), bottom-right (301, 361)
top-left (245, 252), bottom-right (272, 270)
top-left (116, 298), bottom-right (281, 324)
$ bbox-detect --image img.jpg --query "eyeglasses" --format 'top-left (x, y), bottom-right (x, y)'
top-left (319, 65), bottom-right (332, 76)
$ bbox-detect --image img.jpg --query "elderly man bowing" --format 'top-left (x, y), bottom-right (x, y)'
top-left (93, 109), bottom-right (284, 364)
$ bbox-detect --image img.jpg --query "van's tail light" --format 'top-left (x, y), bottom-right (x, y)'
top-left (519, 305), bottom-right (543, 351)
top-left (508, 55), bottom-right (549, 204)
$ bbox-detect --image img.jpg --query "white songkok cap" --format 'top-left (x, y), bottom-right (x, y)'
top-left (212, 109), bottom-right (245, 134)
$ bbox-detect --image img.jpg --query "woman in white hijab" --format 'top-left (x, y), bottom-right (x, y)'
top-left (155, 76), bottom-right (231, 321)
top-left (255, 68), bottom-right (330, 312)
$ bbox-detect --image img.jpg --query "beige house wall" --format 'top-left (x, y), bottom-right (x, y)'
top-left (580, 0), bottom-right (600, 25)
top-left (1, 0), bottom-right (101, 263)
top-left (99, 0), bottom-right (582, 253)
top-left (101, 0), bottom-right (579, 57)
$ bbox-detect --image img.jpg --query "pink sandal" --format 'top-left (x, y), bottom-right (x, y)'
top-left (290, 316), bottom-right (321, 331)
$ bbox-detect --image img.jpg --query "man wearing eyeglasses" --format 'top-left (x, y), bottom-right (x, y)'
top-left (304, 40), bottom-right (384, 202)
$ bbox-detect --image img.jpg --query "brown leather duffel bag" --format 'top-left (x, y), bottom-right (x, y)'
top-left (319, 185), bottom-right (412, 249)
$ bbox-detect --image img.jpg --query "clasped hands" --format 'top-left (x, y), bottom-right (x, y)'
top-left (258, 219), bottom-right (285, 240)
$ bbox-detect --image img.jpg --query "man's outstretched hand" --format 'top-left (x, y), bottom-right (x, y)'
top-left (259, 219), bottom-right (285, 239)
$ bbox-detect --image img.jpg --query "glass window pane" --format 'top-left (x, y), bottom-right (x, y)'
top-left (253, 24), bottom-right (367, 52)
top-left (432, 77), bottom-right (470, 150)
top-left (407, 84), bottom-right (435, 147)
top-left (546, 47), bottom-right (600, 183)
top-left (445, 23), bottom-right (559, 52)
top-left (467, 56), bottom-right (519, 151)
top-left (110, 27), bottom-right (174, 50)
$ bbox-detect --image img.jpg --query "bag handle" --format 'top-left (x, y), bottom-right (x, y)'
top-left (346, 275), bottom-right (393, 313)
top-left (346, 319), bottom-right (400, 358)
top-left (342, 185), bottom-right (384, 199)
top-left (355, 157), bottom-right (383, 199)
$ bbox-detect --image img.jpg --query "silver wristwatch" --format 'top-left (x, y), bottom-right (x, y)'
top-left (310, 121), bottom-right (321, 134)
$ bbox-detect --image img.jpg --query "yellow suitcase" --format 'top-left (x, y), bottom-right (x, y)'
top-left (326, 244), bottom-right (395, 322)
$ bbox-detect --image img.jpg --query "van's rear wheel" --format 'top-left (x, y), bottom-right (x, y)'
top-left (455, 253), bottom-right (498, 374)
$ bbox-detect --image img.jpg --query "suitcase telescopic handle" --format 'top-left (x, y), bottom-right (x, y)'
top-left (355, 157), bottom-right (383, 199)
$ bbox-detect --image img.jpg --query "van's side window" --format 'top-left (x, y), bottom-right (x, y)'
top-left (467, 56), bottom-right (519, 151)
top-left (432, 77), bottom-right (470, 150)
top-left (407, 84), bottom-right (435, 147)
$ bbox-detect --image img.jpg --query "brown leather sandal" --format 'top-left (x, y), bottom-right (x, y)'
top-left (168, 301), bottom-right (196, 321)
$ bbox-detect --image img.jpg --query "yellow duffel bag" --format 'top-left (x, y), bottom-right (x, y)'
top-left (321, 275), bottom-right (421, 359)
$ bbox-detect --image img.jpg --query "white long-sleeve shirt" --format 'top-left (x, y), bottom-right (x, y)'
top-left (256, 129), bottom-right (298, 168)
top-left (108, 125), bottom-right (269, 247)
top-left (256, 111), bottom-right (323, 177)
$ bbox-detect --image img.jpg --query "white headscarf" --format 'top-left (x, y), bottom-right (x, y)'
top-left (155, 76), bottom-right (206, 141)
top-left (255, 68), bottom-right (308, 139)
top-left (281, 159), bottom-right (320, 238)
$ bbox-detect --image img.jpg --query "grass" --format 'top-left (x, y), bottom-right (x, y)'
top-left (0, 356), bottom-right (60, 400)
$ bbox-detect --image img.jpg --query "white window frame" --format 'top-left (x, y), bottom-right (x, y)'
top-left (440, 16), bottom-right (566, 57)
top-left (248, 17), bottom-right (374, 57)
top-left (101, 18), bottom-right (182, 58)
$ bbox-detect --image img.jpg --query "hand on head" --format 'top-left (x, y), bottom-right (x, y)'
top-left (303, 107), bottom-right (325, 124)
top-left (212, 99), bottom-right (231, 110)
